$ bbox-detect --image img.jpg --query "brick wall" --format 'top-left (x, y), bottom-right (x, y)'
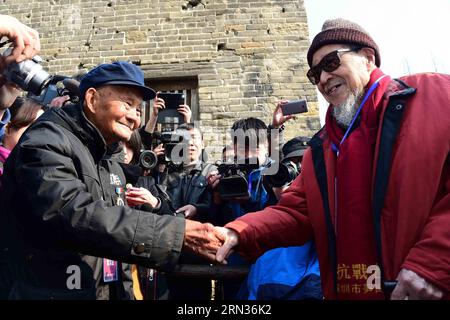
top-left (1, 0), bottom-right (320, 160)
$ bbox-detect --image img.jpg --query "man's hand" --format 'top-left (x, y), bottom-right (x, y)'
top-left (0, 15), bottom-right (40, 68)
top-left (215, 227), bottom-right (239, 264)
top-left (272, 100), bottom-right (295, 128)
top-left (49, 95), bottom-right (70, 108)
top-left (144, 94), bottom-right (165, 133)
top-left (207, 170), bottom-right (221, 189)
top-left (176, 204), bottom-right (197, 219)
top-left (153, 143), bottom-right (165, 157)
top-left (151, 95), bottom-right (165, 117)
top-left (206, 170), bottom-right (223, 204)
top-left (183, 220), bottom-right (225, 262)
top-left (390, 268), bottom-right (444, 300)
top-left (177, 104), bottom-right (192, 123)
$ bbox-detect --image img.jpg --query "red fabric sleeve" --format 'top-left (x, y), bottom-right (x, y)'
top-left (401, 167), bottom-right (450, 294)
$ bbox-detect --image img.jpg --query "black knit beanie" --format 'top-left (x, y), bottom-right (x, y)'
top-left (307, 18), bottom-right (381, 67)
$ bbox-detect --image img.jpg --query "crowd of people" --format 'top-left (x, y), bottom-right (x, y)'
top-left (0, 14), bottom-right (448, 301)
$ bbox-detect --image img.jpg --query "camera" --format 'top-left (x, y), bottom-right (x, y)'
top-left (27, 75), bottom-right (80, 106)
top-left (1, 47), bottom-right (51, 96)
top-left (2, 47), bottom-right (80, 106)
top-left (152, 130), bottom-right (189, 165)
top-left (138, 149), bottom-right (158, 170)
top-left (216, 158), bottom-right (260, 200)
top-left (263, 159), bottom-right (300, 188)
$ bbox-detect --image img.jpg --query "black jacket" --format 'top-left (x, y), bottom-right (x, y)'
top-left (0, 103), bottom-right (185, 300)
top-left (155, 162), bottom-right (216, 300)
top-left (157, 162), bottom-right (216, 222)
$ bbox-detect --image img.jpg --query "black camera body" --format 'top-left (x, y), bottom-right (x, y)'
top-left (263, 159), bottom-right (300, 188)
top-left (2, 47), bottom-right (80, 106)
top-left (27, 76), bottom-right (80, 106)
top-left (217, 158), bottom-right (260, 200)
top-left (2, 47), bottom-right (51, 96)
top-left (153, 131), bottom-right (189, 165)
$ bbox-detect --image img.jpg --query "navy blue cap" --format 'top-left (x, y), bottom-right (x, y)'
top-left (282, 136), bottom-right (311, 159)
top-left (79, 61), bottom-right (156, 101)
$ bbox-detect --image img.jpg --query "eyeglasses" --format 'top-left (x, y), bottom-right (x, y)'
top-left (307, 48), bottom-right (360, 85)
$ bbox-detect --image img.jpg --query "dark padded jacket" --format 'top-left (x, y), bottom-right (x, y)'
top-left (157, 162), bottom-right (216, 222)
top-left (0, 103), bottom-right (185, 300)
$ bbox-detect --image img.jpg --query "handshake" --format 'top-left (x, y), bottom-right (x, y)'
top-left (183, 220), bottom-right (239, 264)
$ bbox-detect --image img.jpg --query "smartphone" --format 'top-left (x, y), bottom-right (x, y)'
top-left (157, 92), bottom-right (185, 109)
top-left (281, 99), bottom-right (308, 116)
top-left (156, 92), bottom-right (185, 125)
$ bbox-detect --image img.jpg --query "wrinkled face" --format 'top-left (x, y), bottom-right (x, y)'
top-left (84, 85), bottom-right (142, 145)
top-left (312, 44), bottom-right (373, 108)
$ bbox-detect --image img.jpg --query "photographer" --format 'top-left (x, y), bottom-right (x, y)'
top-left (244, 136), bottom-right (322, 300)
top-left (153, 122), bottom-right (217, 300)
top-left (138, 92), bottom-right (192, 151)
top-left (266, 136), bottom-right (310, 200)
top-left (207, 118), bottom-right (279, 299)
top-left (0, 15), bottom-right (40, 141)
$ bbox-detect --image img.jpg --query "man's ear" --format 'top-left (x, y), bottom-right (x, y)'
top-left (361, 47), bottom-right (376, 68)
top-left (83, 88), bottom-right (98, 115)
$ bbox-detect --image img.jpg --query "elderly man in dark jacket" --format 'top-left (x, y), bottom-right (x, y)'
top-left (0, 61), bottom-right (224, 300)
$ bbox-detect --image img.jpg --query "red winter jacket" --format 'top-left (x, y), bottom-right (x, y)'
top-left (226, 72), bottom-right (450, 299)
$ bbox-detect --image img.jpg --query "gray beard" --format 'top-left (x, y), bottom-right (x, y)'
top-left (332, 89), bottom-right (364, 129)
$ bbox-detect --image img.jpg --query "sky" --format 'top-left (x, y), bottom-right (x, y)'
top-left (303, 0), bottom-right (450, 123)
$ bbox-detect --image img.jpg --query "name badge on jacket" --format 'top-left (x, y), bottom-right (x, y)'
top-left (103, 174), bottom-right (125, 282)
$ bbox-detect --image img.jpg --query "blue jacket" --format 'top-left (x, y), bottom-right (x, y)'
top-left (246, 241), bottom-right (322, 300)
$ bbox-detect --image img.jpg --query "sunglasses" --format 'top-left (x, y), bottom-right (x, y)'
top-left (307, 47), bottom-right (361, 85)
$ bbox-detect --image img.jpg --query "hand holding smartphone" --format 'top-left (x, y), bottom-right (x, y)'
top-left (281, 99), bottom-right (308, 116)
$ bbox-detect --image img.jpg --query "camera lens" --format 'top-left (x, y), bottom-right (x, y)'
top-left (264, 161), bottom-right (299, 188)
top-left (2, 48), bottom-right (52, 96)
top-left (139, 150), bottom-right (158, 170)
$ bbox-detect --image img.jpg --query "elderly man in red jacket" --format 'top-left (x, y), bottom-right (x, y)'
top-left (214, 18), bottom-right (450, 300)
